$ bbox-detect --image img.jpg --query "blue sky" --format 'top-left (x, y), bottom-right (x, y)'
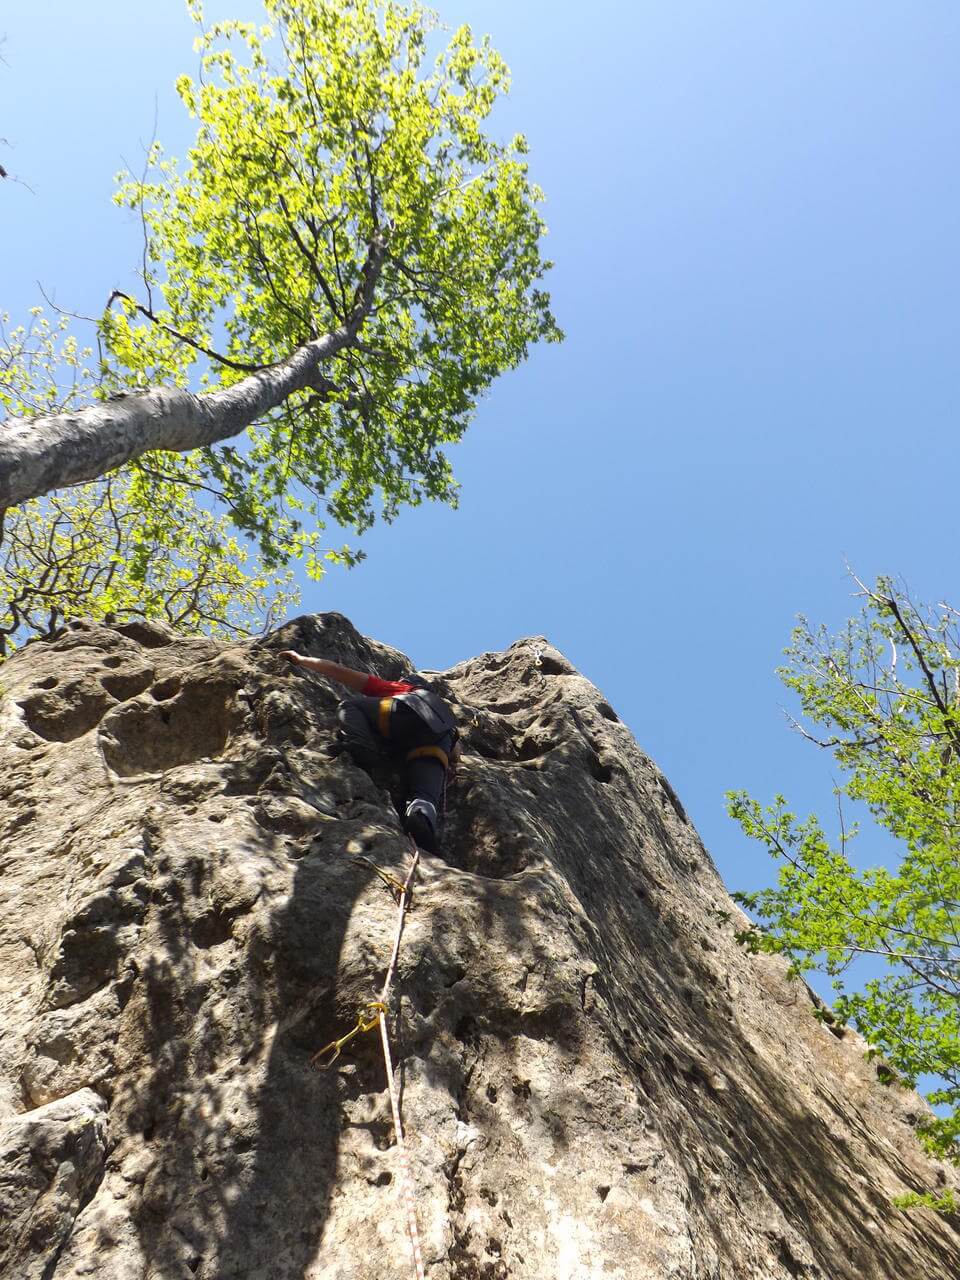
top-left (3, 1), bottom-right (958, 917)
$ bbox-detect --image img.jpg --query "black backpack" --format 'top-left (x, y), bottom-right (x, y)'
top-left (394, 685), bottom-right (457, 737)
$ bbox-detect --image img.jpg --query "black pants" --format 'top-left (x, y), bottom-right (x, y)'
top-left (337, 696), bottom-right (454, 815)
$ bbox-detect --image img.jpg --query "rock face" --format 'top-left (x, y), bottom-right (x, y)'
top-left (0, 613), bottom-right (958, 1280)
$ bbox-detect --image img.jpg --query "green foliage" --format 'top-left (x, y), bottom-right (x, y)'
top-left (0, 467), bottom-right (300, 652)
top-left (728, 577), bottom-right (960, 1182)
top-left (108, 0), bottom-right (561, 567)
top-left (0, 312), bottom-right (298, 651)
top-left (894, 1188), bottom-right (958, 1215)
top-left (0, 308), bottom-right (94, 418)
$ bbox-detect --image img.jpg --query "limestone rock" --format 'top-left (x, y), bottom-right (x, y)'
top-left (0, 1088), bottom-right (108, 1279)
top-left (0, 613), bottom-right (957, 1279)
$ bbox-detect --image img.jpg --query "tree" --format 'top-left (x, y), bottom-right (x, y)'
top-left (728, 576), bottom-right (960, 1209)
top-left (0, 310), bottom-right (297, 652)
top-left (0, 0), bottom-right (561, 583)
top-left (0, 468), bottom-right (299, 653)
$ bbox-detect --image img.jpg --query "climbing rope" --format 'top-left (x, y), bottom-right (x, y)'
top-left (312, 838), bottom-right (425, 1280)
top-left (376, 841), bottom-right (425, 1280)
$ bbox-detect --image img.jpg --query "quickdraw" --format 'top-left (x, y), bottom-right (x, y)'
top-left (351, 854), bottom-right (407, 903)
top-left (310, 1001), bottom-right (387, 1070)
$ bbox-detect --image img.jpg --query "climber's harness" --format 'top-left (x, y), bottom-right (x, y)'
top-left (379, 696), bottom-right (393, 738)
top-left (405, 743), bottom-right (450, 769)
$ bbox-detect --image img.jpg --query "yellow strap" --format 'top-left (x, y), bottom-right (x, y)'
top-left (379, 697), bottom-right (393, 737)
top-left (405, 744), bottom-right (450, 769)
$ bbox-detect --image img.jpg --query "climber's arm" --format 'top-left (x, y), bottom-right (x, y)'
top-left (278, 651), bottom-right (369, 692)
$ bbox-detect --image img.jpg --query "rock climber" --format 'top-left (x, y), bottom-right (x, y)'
top-left (278, 651), bottom-right (458, 852)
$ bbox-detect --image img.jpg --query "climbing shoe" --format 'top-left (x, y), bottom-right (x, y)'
top-left (403, 799), bottom-right (438, 852)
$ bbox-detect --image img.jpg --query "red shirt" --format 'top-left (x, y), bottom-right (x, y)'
top-left (362, 675), bottom-right (415, 697)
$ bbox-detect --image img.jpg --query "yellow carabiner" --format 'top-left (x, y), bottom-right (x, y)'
top-left (311, 1001), bottom-right (387, 1070)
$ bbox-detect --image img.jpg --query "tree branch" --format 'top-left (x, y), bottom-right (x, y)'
top-left (105, 291), bottom-right (266, 373)
top-left (0, 234), bottom-right (387, 510)
top-left (276, 193), bottom-right (343, 321)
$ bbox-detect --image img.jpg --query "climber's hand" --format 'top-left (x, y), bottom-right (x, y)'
top-left (279, 649), bottom-right (304, 665)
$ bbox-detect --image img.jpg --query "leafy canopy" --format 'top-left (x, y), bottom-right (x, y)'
top-left (729, 577), bottom-right (960, 1207)
top-left (107, 0), bottom-right (561, 571)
